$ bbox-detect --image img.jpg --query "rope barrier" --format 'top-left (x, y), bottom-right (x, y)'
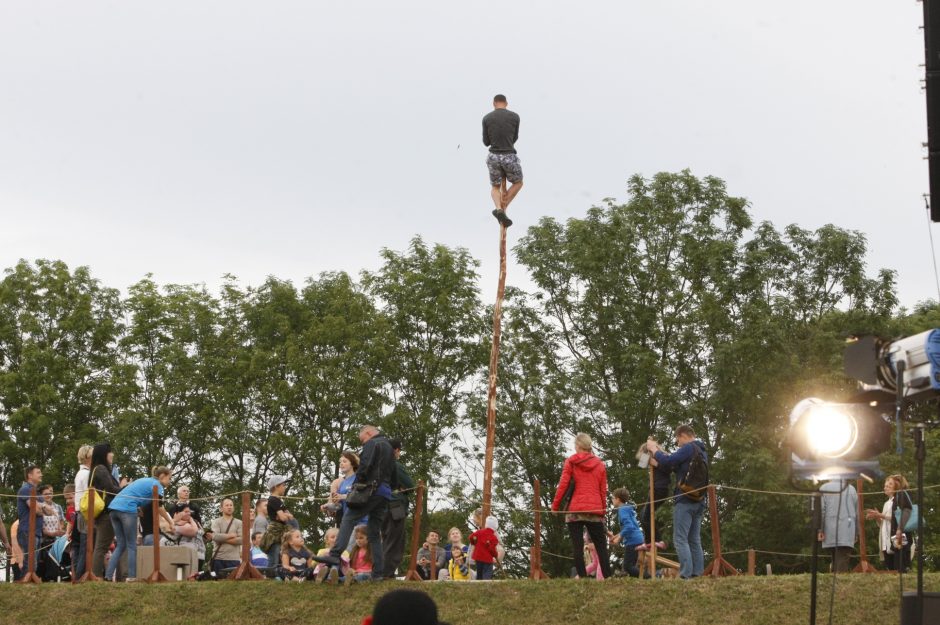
top-left (0, 485), bottom-right (420, 504)
top-left (1, 479), bottom-right (933, 509)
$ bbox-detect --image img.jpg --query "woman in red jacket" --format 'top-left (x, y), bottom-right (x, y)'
top-left (551, 433), bottom-right (612, 579)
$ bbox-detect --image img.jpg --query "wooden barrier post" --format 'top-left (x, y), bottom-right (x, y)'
top-left (529, 480), bottom-right (549, 580)
top-left (78, 487), bottom-right (100, 582)
top-left (17, 487), bottom-right (41, 584)
top-left (146, 485), bottom-right (167, 582)
top-left (230, 491), bottom-right (263, 580)
top-left (852, 478), bottom-right (878, 573)
top-left (648, 464), bottom-right (656, 579)
top-left (747, 549), bottom-right (756, 575)
top-left (705, 485), bottom-right (738, 577)
top-left (405, 481), bottom-right (426, 581)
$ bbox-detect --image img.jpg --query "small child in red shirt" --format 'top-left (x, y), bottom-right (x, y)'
top-left (468, 515), bottom-right (500, 580)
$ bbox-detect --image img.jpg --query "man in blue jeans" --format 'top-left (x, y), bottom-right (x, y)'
top-left (647, 425), bottom-right (708, 579)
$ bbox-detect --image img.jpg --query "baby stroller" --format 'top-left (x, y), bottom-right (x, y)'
top-left (43, 535), bottom-right (71, 582)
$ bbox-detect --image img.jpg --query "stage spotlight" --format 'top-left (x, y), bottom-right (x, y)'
top-left (844, 330), bottom-right (940, 403)
top-left (788, 398), bottom-right (892, 481)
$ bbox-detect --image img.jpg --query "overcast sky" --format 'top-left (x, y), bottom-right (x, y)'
top-left (1, 1), bottom-right (937, 309)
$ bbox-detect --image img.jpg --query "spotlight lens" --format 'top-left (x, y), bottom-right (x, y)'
top-left (805, 407), bottom-right (858, 458)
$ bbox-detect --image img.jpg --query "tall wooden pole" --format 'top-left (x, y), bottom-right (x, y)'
top-left (481, 178), bottom-right (509, 521)
top-left (230, 491), bottom-right (263, 580)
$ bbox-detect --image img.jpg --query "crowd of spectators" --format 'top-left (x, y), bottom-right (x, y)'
top-left (2, 423), bottom-right (910, 585)
top-left (0, 423), bottom-right (504, 584)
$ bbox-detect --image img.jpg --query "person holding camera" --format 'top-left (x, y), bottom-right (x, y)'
top-left (550, 433), bottom-right (612, 580)
top-left (646, 424), bottom-right (709, 579)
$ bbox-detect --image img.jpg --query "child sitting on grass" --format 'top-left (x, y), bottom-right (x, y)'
top-left (313, 527), bottom-right (346, 584)
top-left (348, 525), bottom-right (374, 582)
top-left (438, 526), bottom-right (469, 580)
top-left (468, 516), bottom-right (500, 580)
top-left (250, 531), bottom-right (269, 568)
top-left (447, 544), bottom-right (471, 581)
top-left (583, 528), bottom-right (604, 579)
top-left (609, 487), bottom-right (645, 577)
top-left (279, 529), bottom-right (314, 581)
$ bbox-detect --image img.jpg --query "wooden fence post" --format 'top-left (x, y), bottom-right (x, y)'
top-left (17, 487), bottom-right (41, 584)
top-left (529, 480), bottom-right (549, 580)
top-left (77, 487), bottom-right (100, 582)
top-left (747, 549), bottom-right (756, 576)
top-left (705, 485), bottom-right (738, 577)
top-left (230, 491), bottom-right (263, 580)
top-left (405, 481), bottom-right (426, 581)
top-left (852, 478), bottom-right (878, 573)
top-left (146, 485), bottom-right (167, 582)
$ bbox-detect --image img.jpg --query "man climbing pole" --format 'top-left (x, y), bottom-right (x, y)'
top-left (482, 94), bottom-right (523, 227)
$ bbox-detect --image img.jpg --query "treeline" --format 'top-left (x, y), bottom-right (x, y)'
top-left (1, 171), bottom-right (937, 576)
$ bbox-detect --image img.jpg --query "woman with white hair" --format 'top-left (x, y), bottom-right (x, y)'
top-left (551, 432), bottom-right (612, 579)
top-left (71, 444), bottom-right (93, 578)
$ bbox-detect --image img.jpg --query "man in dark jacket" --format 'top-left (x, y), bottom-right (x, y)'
top-left (324, 425), bottom-right (394, 580)
top-left (482, 93), bottom-right (523, 227)
top-left (381, 439), bottom-right (415, 578)
top-left (647, 425), bottom-right (708, 579)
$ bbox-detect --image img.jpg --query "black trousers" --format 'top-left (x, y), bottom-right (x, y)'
top-left (641, 487), bottom-right (671, 544)
top-left (883, 544), bottom-right (912, 572)
top-left (381, 509), bottom-right (407, 578)
top-left (567, 520), bottom-right (611, 579)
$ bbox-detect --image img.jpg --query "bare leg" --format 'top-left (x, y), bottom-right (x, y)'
top-left (490, 185), bottom-right (503, 210)
top-left (501, 180), bottom-right (524, 211)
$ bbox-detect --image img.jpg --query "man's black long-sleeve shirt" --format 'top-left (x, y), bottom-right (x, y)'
top-left (482, 108), bottom-right (520, 154)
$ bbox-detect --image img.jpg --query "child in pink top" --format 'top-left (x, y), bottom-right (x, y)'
top-left (583, 528), bottom-right (604, 580)
top-left (348, 525), bottom-right (373, 582)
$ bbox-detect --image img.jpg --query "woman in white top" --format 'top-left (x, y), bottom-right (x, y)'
top-left (72, 445), bottom-right (93, 579)
top-left (865, 474), bottom-right (912, 571)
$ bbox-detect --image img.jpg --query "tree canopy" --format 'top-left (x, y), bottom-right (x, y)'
top-left (0, 171), bottom-right (932, 576)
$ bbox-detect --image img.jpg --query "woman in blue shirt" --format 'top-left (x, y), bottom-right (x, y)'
top-left (105, 466), bottom-right (173, 582)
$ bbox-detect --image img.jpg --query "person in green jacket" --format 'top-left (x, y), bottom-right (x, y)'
top-left (380, 439), bottom-right (415, 578)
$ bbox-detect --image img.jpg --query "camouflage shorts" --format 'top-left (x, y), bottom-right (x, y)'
top-left (486, 152), bottom-right (523, 187)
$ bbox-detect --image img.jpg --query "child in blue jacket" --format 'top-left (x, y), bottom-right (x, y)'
top-left (610, 487), bottom-right (644, 577)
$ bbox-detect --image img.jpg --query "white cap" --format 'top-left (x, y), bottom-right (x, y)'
top-left (266, 475), bottom-right (289, 490)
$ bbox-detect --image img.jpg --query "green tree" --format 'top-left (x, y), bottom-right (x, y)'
top-left (0, 260), bottom-right (124, 489)
top-left (363, 237), bottom-right (488, 483)
top-left (113, 277), bottom-right (223, 494)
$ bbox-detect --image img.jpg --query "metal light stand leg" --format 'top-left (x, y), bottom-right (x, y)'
top-left (809, 492), bottom-right (821, 625)
top-left (914, 424), bottom-right (926, 625)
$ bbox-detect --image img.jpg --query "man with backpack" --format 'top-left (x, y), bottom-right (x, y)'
top-left (646, 424), bottom-right (709, 579)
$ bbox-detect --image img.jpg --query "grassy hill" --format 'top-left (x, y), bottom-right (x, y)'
top-left (0, 573), bottom-right (937, 625)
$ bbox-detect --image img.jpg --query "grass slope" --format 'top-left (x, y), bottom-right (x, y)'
top-left (0, 573), bottom-right (937, 625)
